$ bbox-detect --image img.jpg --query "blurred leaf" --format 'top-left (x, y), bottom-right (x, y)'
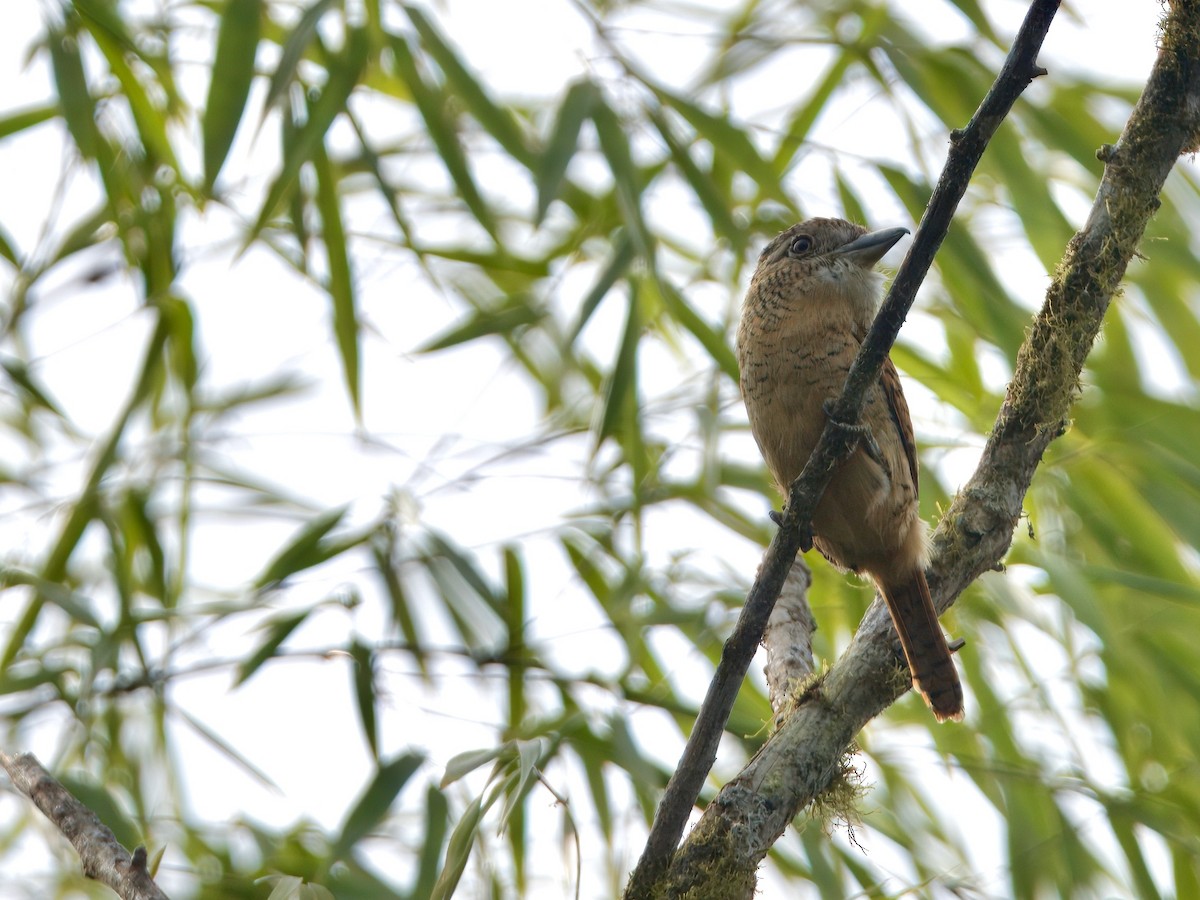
top-left (389, 35), bottom-right (497, 237)
top-left (403, 4), bottom-right (531, 164)
top-left (253, 505), bottom-right (351, 590)
top-left (311, 139), bottom-right (360, 415)
top-left (569, 230), bottom-right (636, 343)
top-left (649, 107), bottom-right (744, 252)
top-left (349, 639), bottom-right (378, 759)
top-left (418, 295), bottom-right (543, 353)
top-left (595, 283), bottom-right (641, 448)
top-left (0, 103), bottom-right (57, 141)
top-left (203, 0), bottom-right (262, 190)
top-left (443, 746), bottom-right (505, 787)
top-left (535, 79), bottom-right (601, 224)
top-left (592, 99), bottom-right (655, 259)
top-left (330, 752), bottom-right (424, 861)
top-left (48, 24), bottom-right (101, 159)
top-left (247, 25), bottom-right (368, 242)
top-left (234, 609), bottom-right (310, 686)
top-left (261, 0), bottom-right (338, 119)
top-left (431, 793), bottom-right (488, 900)
top-left (59, 775), bottom-right (141, 851)
top-left (413, 786), bottom-right (450, 899)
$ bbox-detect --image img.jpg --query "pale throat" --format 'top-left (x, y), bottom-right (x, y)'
top-left (811, 262), bottom-right (886, 331)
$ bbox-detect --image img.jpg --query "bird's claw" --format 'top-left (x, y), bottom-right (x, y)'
top-left (768, 507), bottom-right (814, 552)
top-left (822, 398), bottom-right (883, 465)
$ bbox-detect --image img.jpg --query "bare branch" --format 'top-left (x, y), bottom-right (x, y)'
top-left (763, 559), bottom-right (815, 713)
top-left (625, 2), bottom-right (1061, 895)
top-left (0, 752), bottom-right (169, 900)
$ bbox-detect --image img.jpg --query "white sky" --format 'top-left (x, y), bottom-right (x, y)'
top-left (0, 2), bottom-right (1174, 897)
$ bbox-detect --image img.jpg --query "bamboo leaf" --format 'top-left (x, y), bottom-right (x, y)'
top-left (591, 100), bottom-right (654, 260)
top-left (330, 752), bottom-right (424, 861)
top-left (389, 35), bottom-right (497, 236)
top-left (203, 0), bottom-right (262, 190)
top-left (0, 103), bottom-right (57, 141)
top-left (418, 297), bottom-right (542, 353)
top-left (649, 108), bottom-right (744, 252)
top-left (569, 230), bottom-right (636, 343)
top-left (48, 25), bottom-right (101, 159)
top-left (234, 609), bottom-right (309, 686)
top-left (654, 277), bottom-right (739, 381)
top-left (535, 79), bottom-right (601, 224)
top-left (260, 0), bottom-right (338, 118)
top-left (595, 284), bottom-right (641, 448)
top-left (403, 4), bottom-right (531, 164)
top-left (349, 639), bottom-right (378, 759)
top-left (253, 505), bottom-right (350, 589)
top-left (312, 139), bottom-right (360, 415)
top-left (247, 26), bottom-right (369, 243)
top-left (431, 793), bottom-right (487, 900)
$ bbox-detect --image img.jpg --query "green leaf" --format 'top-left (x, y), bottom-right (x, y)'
top-left (247, 26), bottom-right (369, 243)
top-left (253, 505), bottom-right (350, 589)
top-left (60, 775), bottom-right (142, 851)
top-left (311, 140), bottom-right (360, 416)
top-left (260, 0), bottom-right (338, 119)
top-left (403, 4), bottom-right (531, 164)
top-left (418, 296), bottom-right (542, 353)
top-left (592, 100), bottom-right (654, 260)
top-left (203, 0), bottom-right (262, 190)
top-left (413, 786), bottom-right (450, 900)
top-left (330, 752), bottom-right (424, 861)
top-left (79, 0), bottom-right (178, 169)
top-left (348, 639), bottom-right (378, 759)
top-left (431, 793), bottom-right (487, 900)
top-left (569, 230), bottom-right (636, 343)
top-left (649, 108), bottom-right (744, 252)
top-left (0, 103), bottom-right (57, 141)
top-left (653, 276), bottom-right (740, 381)
top-left (495, 738), bottom-right (546, 831)
top-left (595, 284), bottom-right (641, 447)
top-left (48, 25), bottom-right (101, 159)
top-left (234, 609), bottom-right (309, 686)
top-left (159, 295), bottom-right (198, 392)
top-left (442, 746), bottom-right (505, 788)
top-left (773, 46), bottom-right (856, 173)
top-left (503, 546), bottom-right (526, 729)
top-left (652, 85), bottom-right (790, 208)
top-left (535, 79), bottom-right (601, 224)
top-left (388, 35), bottom-right (497, 237)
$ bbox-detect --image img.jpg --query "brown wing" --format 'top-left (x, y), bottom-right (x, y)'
top-left (880, 355), bottom-right (919, 492)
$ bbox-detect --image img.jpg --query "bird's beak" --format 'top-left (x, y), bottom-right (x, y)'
top-left (833, 226), bottom-right (910, 266)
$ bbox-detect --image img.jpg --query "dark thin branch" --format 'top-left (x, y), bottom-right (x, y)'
top-left (647, 0), bottom-right (1200, 894)
top-left (625, 2), bottom-right (1061, 896)
top-left (0, 751), bottom-right (170, 900)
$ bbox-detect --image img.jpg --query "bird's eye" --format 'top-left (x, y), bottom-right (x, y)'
top-left (789, 235), bottom-right (813, 255)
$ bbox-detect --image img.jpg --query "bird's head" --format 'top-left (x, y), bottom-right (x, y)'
top-left (750, 217), bottom-right (909, 322)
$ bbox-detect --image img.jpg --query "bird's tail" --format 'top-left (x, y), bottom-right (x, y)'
top-left (880, 569), bottom-right (964, 722)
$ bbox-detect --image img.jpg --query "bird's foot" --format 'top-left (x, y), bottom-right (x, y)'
top-left (822, 398), bottom-right (883, 465)
top-left (769, 508), bottom-right (813, 552)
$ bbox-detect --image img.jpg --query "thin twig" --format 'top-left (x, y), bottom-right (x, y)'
top-left (626, 2), bottom-right (1060, 895)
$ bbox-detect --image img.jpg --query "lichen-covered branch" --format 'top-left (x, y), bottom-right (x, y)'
top-left (648, 1), bottom-right (1200, 895)
top-left (0, 751), bottom-right (169, 900)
